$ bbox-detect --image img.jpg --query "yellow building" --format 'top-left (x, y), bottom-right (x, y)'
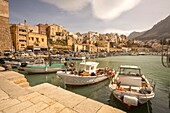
top-left (10, 23), bottom-right (28, 50)
top-left (10, 23), bottom-right (47, 51)
top-left (47, 24), bottom-right (67, 41)
top-left (28, 32), bottom-right (47, 49)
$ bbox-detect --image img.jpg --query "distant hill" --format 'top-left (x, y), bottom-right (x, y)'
top-left (128, 15), bottom-right (170, 40)
top-left (128, 31), bottom-right (145, 39)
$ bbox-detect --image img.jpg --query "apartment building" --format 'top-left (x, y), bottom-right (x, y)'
top-left (28, 32), bottom-right (47, 51)
top-left (10, 23), bottom-right (28, 50)
top-left (47, 24), bottom-right (67, 41)
top-left (10, 23), bottom-right (47, 51)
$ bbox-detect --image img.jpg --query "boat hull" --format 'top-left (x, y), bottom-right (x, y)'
top-left (57, 72), bottom-right (109, 86)
top-left (23, 67), bottom-right (64, 74)
top-left (109, 84), bottom-right (155, 107)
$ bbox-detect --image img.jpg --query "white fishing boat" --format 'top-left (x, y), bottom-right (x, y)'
top-left (19, 59), bottom-right (65, 74)
top-left (56, 62), bottom-right (115, 86)
top-left (109, 65), bottom-right (155, 107)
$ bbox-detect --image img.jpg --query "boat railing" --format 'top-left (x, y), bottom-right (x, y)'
top-left (148, 79), bottom-right (156, 92)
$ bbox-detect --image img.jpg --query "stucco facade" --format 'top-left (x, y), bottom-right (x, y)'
top-left (0, 0), bottom-right (12, 52)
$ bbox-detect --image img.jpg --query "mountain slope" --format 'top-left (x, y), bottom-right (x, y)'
top-left (128, 31), bottom-right (145, 39)
top-left (129, 15), bottom-right (170, 40)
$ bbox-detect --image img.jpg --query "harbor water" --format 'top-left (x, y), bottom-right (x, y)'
top-left (23, 56), bottom-right (170, 113)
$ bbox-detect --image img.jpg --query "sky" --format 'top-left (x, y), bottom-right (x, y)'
top-left (9, 0), bottom-right (170, 36)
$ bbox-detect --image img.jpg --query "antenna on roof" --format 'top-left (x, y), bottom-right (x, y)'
top-left (24, 20), bottom-right (26, 25)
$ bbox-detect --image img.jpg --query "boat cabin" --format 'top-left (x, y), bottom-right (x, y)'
top-left (117, 65), bottom-right (142, 87)
top-left (33, 59), bottom-right (45, 66)
top-left (119, 65), bottom-right (141, 76)
top-left (79, 62), bottom-right (99, 74)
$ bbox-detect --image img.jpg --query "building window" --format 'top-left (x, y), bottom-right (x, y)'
top-left (21, 44), bottom-right (25, 46)
top-left (56, 32), bottom-right (61, 36)
top-left (36, 38), bottom-right (39, 42)
top-left (29, 37), bottom-right (30, 40)
top-left (32, 37), bottom-right (34, 41)
top-left (42, 38), bottom-right (44, 42)
top-left (19, 29), bottom-right (26, 32)
top-left (19, 39), bottom-right (26, 42)
top-left (19, 34), bottom-right (26, 37)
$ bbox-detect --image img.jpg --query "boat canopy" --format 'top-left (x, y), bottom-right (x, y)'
top-left (33, 59), bottom-right (45, 65)
top-left (119, 65), bottom-right (141, 75)
top-left (120, 65), bottom-right (140, 70)
top-left (80, 62), bottom-right (99, 74)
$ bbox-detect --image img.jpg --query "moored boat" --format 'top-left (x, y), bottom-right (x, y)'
top-left (56, 61), bottom-right (115, 86)
top-left (19, 59), bottom-right (65, 74)
top-left (109, 65), bottom-right (155, 107)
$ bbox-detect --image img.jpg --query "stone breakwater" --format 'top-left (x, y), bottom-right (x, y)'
top-left (0, 67), bottom-right (125, 113)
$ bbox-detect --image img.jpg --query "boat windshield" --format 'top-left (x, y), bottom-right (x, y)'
top-left (34, 59), bottom-right (44, 65)
top-left (120, 68), bottom-right (141, 76)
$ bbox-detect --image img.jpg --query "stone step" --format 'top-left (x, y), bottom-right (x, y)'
top-left (0, 71), bottom-right (30, 88)
top-left (0, 77), bottom-right (31, 98)
top-left (18, 82), bottom-right (30, 88)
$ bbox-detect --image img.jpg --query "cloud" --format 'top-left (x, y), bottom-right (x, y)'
top-left (92, 0), bottom-right (141, 20)
top-left (40, 0), bottom-right (141, 20)
top-left (40, 0), bottom-right (90, 11)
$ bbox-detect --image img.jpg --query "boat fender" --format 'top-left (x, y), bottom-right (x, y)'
top-left (116, 87), bottom-right (124, 91)
top-left (107, 71), bottom-right (115, 76)
top-left (123, 95), bottom-right (138, 106)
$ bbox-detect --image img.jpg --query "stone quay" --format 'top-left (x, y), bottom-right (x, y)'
top-left (0, 67), bottom-right (125, 113)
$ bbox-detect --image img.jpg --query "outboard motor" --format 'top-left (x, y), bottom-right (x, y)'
top-left (20, 62), bottom-right (27, 67)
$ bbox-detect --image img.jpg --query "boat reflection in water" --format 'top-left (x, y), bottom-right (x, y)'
top-left (109, 93), bottom-right (152, 113)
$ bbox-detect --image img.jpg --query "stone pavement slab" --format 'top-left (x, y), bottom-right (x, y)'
top-left (30, 84), bottom-right (87, 108)
top-left (0, 77), bottom-right (30, 98)
top-left (0, 89), bottom-right (9, 101)
top-left (47, 87), bottom-right (86, 108)
top-left (3, 101), bottom-right (33, 113)
top-left (30, 83), bottom-right (57, 90)
top-left (18, 101), bottom-right (48, 113)
top-left (73, 98), bottom-right (103, 113)
top-left (18, 92), bottom-right (41, 102)
top-left (0, 99), bottom-right (20, 111)
top-left (30, 94), bottom-right (56, 105)
top-left (97, 105), bottom-right (125, 113)
top-left (60, 108), bottom-right (78, 113)
top-left (0, 71), bottom-right (30, 88)
top-left (29, 83), bottom-right (58, 95)
top-left (39, 102), bottom-right (65, 113)
top-left (0, 71), bottom-right (24, 78)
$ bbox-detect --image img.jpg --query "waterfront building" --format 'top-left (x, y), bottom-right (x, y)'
top-left (10, 23), bottom-right (48, 51)
top-left (27, 32), bottom-right (47, 52)
top-left (37, 24), bottom-right (49, 35)
top-left (28, 25), bottom-right (38, 33)
top-left (10, 23), bottom-right (28, 51)
top-left (0, 0), bottom-right (12, 52)
top-left (47, 24), bottom-right (67, 41)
